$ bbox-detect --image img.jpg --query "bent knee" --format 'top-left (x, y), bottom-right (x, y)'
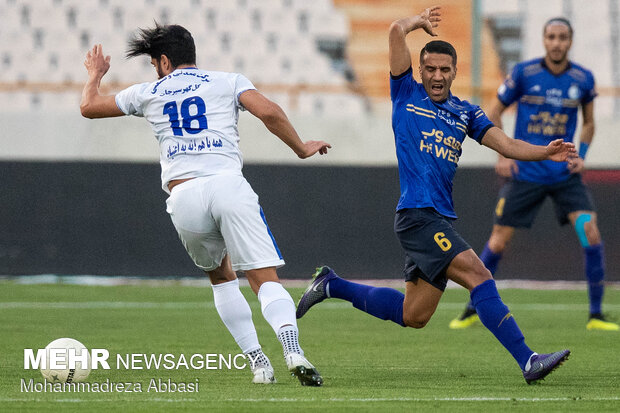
top-left (462, 260), bottom-right (493, 291)
top-left (488, 226), bottom-right (514, 252)
top-left (488, 235), bottom-right (510, 252)
top-left (403, 313), bottom-right (431, 329)
top-left (575, 215), bottom-right (601, 246)
top-left (475, 264), bottom-right (493, 282)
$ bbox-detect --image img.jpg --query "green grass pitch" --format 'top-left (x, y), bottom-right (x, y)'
top-left (1, 282), bottom-right (619, 412)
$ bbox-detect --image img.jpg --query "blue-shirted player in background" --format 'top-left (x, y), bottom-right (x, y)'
top-left (449, 17), bottom-right (619, 331)
top-left (297, 6), bottom-right (577, 384)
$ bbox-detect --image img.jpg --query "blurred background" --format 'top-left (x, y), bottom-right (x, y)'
top-left (0, 0), bottom-right (618, 280)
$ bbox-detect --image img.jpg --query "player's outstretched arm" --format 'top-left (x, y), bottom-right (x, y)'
top-left (389, 5), bottom-right (441, 77)
top-left (481, 127), bottom-right (577, 162)
top-left (239, 90), bottom-right (330, 159)
top-left (80, 44), bottom-right (124, 119)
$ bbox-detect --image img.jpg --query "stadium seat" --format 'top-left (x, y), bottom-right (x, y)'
top-left (0, 0), bottom-right (362, 114)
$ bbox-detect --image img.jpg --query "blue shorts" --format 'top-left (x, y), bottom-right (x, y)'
top-left (494, 174), bottom-right (595, 228)
top-left (394, 208), bottom-right (471, 291)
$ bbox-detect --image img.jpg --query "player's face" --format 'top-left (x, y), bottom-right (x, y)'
top-left (419, 53), bottom-right (456, 102)
top-left (543, 24), bottom-right (572, 64)
top-left (151, 57), bottom-right (166, 79)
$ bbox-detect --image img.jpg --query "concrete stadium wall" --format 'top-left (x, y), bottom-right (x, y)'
top-left (1, 96), bottom-right (618, 281)
top-left (2, 107), bottom-right (620, 168)
top-left (1, 161), bottom-right (618, 281)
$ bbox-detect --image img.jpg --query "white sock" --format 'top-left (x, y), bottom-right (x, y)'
top-left (212, 279), bottom-right (261, 354)
top-left (258, 281), bottom-right (303, 356)
top-left (245, 348), bottom-right (272, 371)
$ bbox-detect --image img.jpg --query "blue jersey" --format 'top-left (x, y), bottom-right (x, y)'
top-left (498, 58), bottom-right (596, 184)
top-left (391, 68), bottom-right (494, 218)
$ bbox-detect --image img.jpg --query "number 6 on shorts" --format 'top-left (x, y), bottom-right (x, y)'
top-left (433, 232), bottom-right (452, 252)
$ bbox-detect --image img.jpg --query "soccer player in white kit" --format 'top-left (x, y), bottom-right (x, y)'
top-left (80, 24), bottom-right (330, 386)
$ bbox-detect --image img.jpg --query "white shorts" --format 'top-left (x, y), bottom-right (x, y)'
top-left (165, 174), bottom-right (285, 272)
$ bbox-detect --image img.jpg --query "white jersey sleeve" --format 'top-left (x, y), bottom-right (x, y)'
top-left (115, 82), bottom-right (151, 117)
top-left (233, 74), bottom-right (255, 111)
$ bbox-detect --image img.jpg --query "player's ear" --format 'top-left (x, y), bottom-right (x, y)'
top-left (160, 54), bottom-right (171, 72)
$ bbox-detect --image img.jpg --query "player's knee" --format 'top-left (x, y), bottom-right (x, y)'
top-left (207, 266), bottom-right (237, 284)
top-left (402, 312), bottom-right (431, 329)
top-left (403, 317), bottom-right (427, 329)
top-left (488, 235), bottom-right (509, 252)
top-left (584, 222), bottom-right (601, 245)
top-left (488, 226), bottom-right (513, 252)
top-left (479, 268), bottom-right (493, 283)
top-left (465, 258), bottom-right (493, 289)
top-left (574, 213), bottom-right (600, 247)
top-left (487, 240), bottom-right (507, 253)
top-left (464, 274), bottom-right (492, 292)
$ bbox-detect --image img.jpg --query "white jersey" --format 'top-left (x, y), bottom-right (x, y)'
top-left (115, 68), bottom-right (256, 193)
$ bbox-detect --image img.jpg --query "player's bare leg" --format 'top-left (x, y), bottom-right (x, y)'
top-left (247, 266), bottom-right (323, 386)
top-left (208, 256), bottom-right (275, 384)
top-left (207, 254), bottom-right (237, 284)
top-left (487, 225), bottom-right (516, 253)
top-left (568, 210), bottom-right (619, 331)
top-left (402, 279), bottom-right (442, 328)
top-left (446, 249), bottom-right (493, 290)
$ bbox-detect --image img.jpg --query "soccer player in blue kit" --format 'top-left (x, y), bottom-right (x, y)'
top-left (297, 6), bottom-right (577, 384)
top-left (449, 17), bottom-right (619, 331)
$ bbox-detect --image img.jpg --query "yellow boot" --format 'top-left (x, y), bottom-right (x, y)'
top-left (449, 307), bottom-right (480, 329)
top-left (586, 314), bottom-right (619, 331)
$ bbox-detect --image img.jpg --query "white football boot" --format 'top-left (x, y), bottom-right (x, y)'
top-left (252, 365), bottom-right (276, 384)
top-left (285, 353), bottom-right (323, 386)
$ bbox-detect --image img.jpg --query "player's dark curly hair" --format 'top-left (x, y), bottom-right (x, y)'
top-left (420, 40), bottom-right (457, 66)
top-left (126, 23), bottom-right (196, 67)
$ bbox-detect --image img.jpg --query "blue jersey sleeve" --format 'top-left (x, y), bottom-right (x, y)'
top-left (390, 67), bottom-right (414, 103)
top-left (468, 106), bottom-right (494, 144)
top-left (497, 64), bottom-right (523, 107)
top-left (582, 70), bottom-right (597, 105)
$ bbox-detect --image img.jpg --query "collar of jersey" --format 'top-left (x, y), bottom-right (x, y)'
top-left (540, 57), bottom-right (572, 75)
top-left (426, 90), bottom-right (454, 106)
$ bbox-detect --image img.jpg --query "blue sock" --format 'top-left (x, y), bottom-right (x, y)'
top-left (465, 243), bottom-right (503, 311)
top-left (584, 243), bottom-right (605, 315)
top-left (480, 242), bottom-right (503, 274)
top-left (471, 279), bottom-right (533, 370)
top-left (328, 277), bottom-right (405, 327)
